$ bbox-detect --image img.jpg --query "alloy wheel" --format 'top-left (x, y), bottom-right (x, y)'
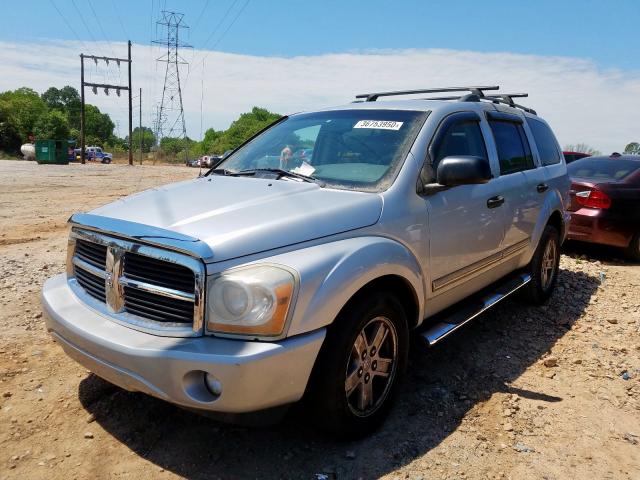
top-left (541, 238), bottom-right (558, 290)
top-left (344, 316), bottom-right (398, 417)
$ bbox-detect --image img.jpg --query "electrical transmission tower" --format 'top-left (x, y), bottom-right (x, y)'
top-left (153, 11), bottom-right (192, 154)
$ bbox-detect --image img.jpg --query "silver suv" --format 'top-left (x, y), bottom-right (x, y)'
top-left (42, 86), bottom-right (570, 437)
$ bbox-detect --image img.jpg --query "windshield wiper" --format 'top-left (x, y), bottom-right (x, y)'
top-left (236, 168), bottom-right (324, 186)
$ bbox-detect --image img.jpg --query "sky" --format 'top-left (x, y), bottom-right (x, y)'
top-left (1, 0), bottom-right (639, 152)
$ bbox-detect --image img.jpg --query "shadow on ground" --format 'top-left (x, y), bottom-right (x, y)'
top-left (78, 266), bottom-right (600, 479)
top-left (563, 239), bottom-right (638, 267)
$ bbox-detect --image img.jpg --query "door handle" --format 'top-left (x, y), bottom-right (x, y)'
top-left (487, 195), bottom-right (505, 209)
top-left (537, 183), bottom-right (549, 193)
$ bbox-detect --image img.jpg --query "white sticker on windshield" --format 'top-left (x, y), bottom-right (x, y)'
top-left (353, 120), bottom-right (403, 130)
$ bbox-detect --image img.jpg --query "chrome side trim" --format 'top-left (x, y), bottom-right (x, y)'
top-left (67, 227), bottom-right (206, 337)
top-left (432, 238), bottom-right (530, 291)
top-left (69, 213), bottom-right (215, 262)
top-left (423, 272), bottom-right (531, 345)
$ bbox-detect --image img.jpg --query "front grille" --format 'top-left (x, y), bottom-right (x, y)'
top-left (124, 252), bottom-right (195, 293)
top-left (123, 286), bottom-right (194, 323)
top-left (68, 230), bottom-right (204, 335)
top-left (74, 267), bottom-right (106, 302)
top-left (76, 239), bottom-right (107, 269)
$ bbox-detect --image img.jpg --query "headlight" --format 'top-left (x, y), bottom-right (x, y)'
top-left (206, 265), bottom-right (296, 337)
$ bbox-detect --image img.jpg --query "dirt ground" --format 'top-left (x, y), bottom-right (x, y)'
top-left (0, 159), bottom-right (639, 480)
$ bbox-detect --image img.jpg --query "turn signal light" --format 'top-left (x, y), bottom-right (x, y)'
top-left (575, 189), bottom-right (611, 209)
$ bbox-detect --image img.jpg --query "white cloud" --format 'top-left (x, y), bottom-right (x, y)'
top-left (1, 40), bottom-right (639, 153)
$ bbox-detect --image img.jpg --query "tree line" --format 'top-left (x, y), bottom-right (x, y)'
top-left (0, 85), bottom-right (281, 161)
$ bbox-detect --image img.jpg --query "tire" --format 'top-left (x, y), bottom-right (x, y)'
top-left (522, 225), bottom-right (560, 304)
top-left (625, 233), bottom-right (640, 262)
top-left (306, 290), bottom-right (409, 438)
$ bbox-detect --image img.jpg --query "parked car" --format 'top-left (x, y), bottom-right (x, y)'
top-left (567, 154), bottom-right (640, 260)
top-left (42, 86), bottom-right (570, 437)
top-left (73, 146), bottom-right (113, 164)
top-left (563, 151), bottom-right (591, 164)
top-left (186, 158), bottom-right (201, 168)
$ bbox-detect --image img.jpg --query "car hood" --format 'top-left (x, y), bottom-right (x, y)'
top-left (90, 175), bottom-right (383, 262)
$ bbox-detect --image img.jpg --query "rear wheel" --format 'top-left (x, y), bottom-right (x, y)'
top-left (626, 233), bottom-right (640, 262)
top-left (522, 225), bottom-right (560, 304)
top-left (307, 291), bottom-right (408, 438)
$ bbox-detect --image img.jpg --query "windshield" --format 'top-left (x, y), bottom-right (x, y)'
top-left (214, 109), bottom-right (427, 191)
top-left (568, 158), bottom-right (640, 182)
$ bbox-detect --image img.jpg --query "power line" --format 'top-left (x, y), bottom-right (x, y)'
top-left (184, 0), bottom-right (249, 87)
top-left (111, 0), bottom-right (130, 39)
top-left (208, 0), bottom-right (250, 53)
top-left (87, 0), bottom-right (122, 85)
top-left (191, 0), bottom-right (212, 34)
top-left (48, 0), bottom-right (89, 51)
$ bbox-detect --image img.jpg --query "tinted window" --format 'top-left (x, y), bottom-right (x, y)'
top-left (527, 118), bottom-right (561, 166)
top-left (433, 121), bottom-right (487, 166)
top-left (489, 121), bottom-right (534, 175)
top-left (567, 158), bottom-right (640, 182)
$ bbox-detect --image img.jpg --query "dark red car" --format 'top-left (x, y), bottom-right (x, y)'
top-left (563, 151), bottom-right (591, 164)
top-left (567, 154), bottom-right (640, 260)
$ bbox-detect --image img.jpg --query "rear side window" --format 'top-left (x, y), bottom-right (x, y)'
top-left (489, 121), bottom-right (534, 175)
top-left (527, 118), bottom-right (561, 166)
top-left (433, 121), bottom-right (487, 166)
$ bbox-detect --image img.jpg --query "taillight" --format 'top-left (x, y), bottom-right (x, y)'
top-left (575, 189), bottom-right (611, 209)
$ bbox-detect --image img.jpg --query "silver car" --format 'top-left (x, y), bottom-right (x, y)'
top-left (42, 86), bottom-right (570, 437)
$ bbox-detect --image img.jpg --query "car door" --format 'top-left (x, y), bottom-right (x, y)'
top-left (486, 111), bottom-right (540, 253)
top-left (424, 111), bottom-right (506, 294)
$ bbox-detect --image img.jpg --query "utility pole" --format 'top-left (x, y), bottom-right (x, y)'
top-left (153, 11), bottom-right (192, 162)
top-left (139, 87), bottom-right (143, 165)
top-left (79, 43), bottom-right (132, 166)
top-left (127, 41), bottom-right (133, 165)
top-left (80, 54), bottom-right (85, 165)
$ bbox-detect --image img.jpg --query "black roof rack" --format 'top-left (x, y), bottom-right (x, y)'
top-left (355, 86), bottom-right (499, 102)
top-left (354, 86), bottom-right (537, 115)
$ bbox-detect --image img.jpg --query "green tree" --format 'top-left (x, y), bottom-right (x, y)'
top-left (0, 87), bottom-right (47, 141)
top-left (210, 107), bottom-right (281, 153)
top-left (127, 127), bottom-right (155, 153)
top-left (84, 104), bottom-right (115, 144)
top-left (624, 142), bottom-right (640, 155)
top-left (0, 106), bottom-right (22, 154)
top-left (563, 143), bottom-right (601, 156)
top-left (42, 86), bottom-right (81, 130)
top-left (33, 110), bottom-right (70, 140)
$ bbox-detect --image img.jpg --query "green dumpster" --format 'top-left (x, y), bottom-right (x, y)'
top-left (35, 140), bottom-right (69, 165)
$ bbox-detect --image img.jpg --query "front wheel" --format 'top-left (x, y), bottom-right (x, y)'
top-left (307, 291), bottom-right (408, 438)
top-left (522, 225), bottom-right (560, 304)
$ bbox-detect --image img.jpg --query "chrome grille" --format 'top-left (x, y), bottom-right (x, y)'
top-left (67, 228), bottom-right (205, 337)
top-left (123, 286), bottom-right (194, 323)
top-left (74, 266), bottom-right (106, 302)
top-left (76, 239), bottom-right (107, 269)
top-left (124, 252), bottom-right (195, 293)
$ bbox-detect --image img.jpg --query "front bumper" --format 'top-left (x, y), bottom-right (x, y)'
top-left (42, 274), bottom-right (325, 413)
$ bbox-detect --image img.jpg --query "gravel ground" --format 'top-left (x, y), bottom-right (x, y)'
top-left (1, 160), bottom-right (639, 480)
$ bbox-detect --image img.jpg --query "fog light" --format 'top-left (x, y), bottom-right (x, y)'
top-left (205, 373), bottom-right (223, 396)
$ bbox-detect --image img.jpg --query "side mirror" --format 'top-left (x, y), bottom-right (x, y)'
top-left (436, 155), bottom-right (491, 187)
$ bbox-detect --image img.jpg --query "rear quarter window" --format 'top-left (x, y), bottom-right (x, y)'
top-left (489, 120), bottom-right (535, 175)
top-left (527, 118), bottom-right (562, 166)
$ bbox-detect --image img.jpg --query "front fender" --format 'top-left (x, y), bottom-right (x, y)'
top-left (262, 236), bottom-right (425, 337)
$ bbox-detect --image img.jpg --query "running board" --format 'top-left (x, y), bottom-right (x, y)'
top-left (421, 272), bottom-right (531, 346)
